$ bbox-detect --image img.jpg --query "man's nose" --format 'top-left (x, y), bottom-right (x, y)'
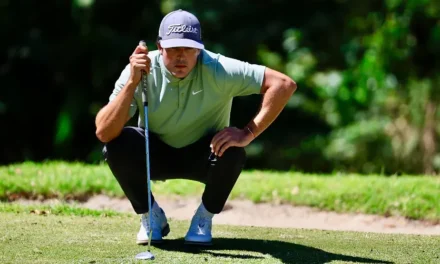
top-left (176, 49), bottom-right (185, 59)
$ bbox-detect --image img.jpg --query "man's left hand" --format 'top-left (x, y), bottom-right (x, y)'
top-left (210, 127), bottom-right (254, 157)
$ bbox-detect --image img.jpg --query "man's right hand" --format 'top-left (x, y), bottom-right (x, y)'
top-left (128, 44), bottom-right (150, 85)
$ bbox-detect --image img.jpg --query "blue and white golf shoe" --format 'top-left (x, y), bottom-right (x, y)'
top-left (136, 206), bottom-right (170, 244)
top-left (184, 203), bottom-right (214, 246)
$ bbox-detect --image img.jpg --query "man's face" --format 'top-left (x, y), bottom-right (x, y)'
top-left (158, 44), bottom-right (201, 79)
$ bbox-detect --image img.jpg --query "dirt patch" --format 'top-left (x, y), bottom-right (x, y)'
top-left (12, 195), bottom-right (440, 236)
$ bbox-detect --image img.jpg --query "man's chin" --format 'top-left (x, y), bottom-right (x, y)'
top-left (172, 70), bottom-right (189, 78)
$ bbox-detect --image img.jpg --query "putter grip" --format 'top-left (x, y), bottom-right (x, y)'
top-left (139, 40), bottom-right (148, 106)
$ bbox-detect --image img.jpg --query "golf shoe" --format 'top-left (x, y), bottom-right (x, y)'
top-left (136, 206), bottom-right (170, 244)
top-left (184, 203), bottom-right (213, 246)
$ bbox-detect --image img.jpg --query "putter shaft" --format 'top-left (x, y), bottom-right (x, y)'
top-left (139, 40), bottom-right (154, 259)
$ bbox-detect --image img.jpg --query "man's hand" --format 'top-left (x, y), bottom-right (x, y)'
top-left (210, 127), bottom-right (254, 157)
top-left (129, 44), bottom-right (150, 85)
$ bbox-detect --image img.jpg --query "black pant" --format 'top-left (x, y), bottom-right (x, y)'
top-left (102, 126), bottom-right (246, 214)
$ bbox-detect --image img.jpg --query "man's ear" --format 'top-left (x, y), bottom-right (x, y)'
top-left (157, 42), bottom-right (163, 54)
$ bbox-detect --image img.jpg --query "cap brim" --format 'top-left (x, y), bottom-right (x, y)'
top-left (160, 39), bottom-right (204, 49)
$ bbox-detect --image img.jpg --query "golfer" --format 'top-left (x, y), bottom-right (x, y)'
top-left (95, 9), bottom-right (296, 246)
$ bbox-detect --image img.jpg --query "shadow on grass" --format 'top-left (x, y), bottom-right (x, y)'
top-left (150, 238), bottom-right (393, 264)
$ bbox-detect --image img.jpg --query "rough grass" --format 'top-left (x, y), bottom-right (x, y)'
top-left (1, 161), bottom-right (439, 221)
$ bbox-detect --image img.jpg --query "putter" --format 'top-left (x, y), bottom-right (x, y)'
top-left (135, 40), bottom-right (155, 261)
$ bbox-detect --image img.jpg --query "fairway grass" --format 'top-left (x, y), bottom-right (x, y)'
top-left (0, 209), bottom-right (439, 264)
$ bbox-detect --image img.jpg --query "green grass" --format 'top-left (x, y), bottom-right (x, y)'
top-left (1, 161), bottom-right (439, 221)
top-left (0, 204), bottom-right (439, 264)
top-left (0, 202), bottom-right (123, 217)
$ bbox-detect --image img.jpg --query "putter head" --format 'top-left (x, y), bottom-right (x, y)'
top-left (135, 228), bottom-right (155, 260)
top-left (135, 251), bottom-right (155, 260)
top-left (136, 229), bottom-right (155, 260)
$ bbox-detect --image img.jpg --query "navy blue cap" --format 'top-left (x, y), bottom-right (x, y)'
top-left (158, 9), bottom-right (204, 49)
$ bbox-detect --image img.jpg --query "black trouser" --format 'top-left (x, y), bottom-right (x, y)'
top-left (102, 126), bottom-right (246, 214)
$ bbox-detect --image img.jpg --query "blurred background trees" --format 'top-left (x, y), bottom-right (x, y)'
top-left (1, 0), bottom-right (439, 175)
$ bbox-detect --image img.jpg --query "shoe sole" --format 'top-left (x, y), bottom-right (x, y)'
top-left (136, 224), bottom-right (170, 245)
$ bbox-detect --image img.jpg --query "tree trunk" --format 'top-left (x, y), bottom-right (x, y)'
top-left (422, 101), bottom-right (437, 175)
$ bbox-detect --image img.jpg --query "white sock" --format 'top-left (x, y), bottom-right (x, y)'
top-left (197, 202), bottom-right (214, 218)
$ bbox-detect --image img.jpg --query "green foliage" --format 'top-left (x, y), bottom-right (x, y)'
top-left (277, 0), bottom-right (440, 174)
top-left (2, 0), bottom-right (440, 174)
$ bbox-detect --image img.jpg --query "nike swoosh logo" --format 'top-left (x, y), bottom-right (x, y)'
top-left (192, 90), bottom-right (203, 95)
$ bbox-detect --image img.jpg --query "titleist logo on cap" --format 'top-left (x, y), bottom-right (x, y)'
top-left (166, 24), bottom-right (198, 35)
